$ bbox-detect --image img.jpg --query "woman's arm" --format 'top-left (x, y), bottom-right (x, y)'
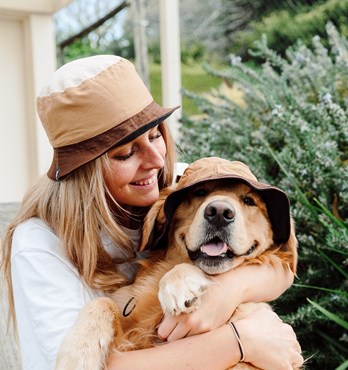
top-left (158, 257), bottom-right (293, 341)
top-left (107, 306), bottom-right (303, 370)
top-left (108, 325), bottom-right (239, 370)
top-left (214, 257), bottom-right (294, 312)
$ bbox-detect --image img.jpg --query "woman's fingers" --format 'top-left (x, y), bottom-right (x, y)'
top-left (295, 355), bottom-right (305, 368)
top-left (157, 314), bottom-right (194, 342)
top-left (157, 314), bottom-right (177, 340)
top-left (158, 314), bottom-right (190, 341)
top-left (286, 352), bottom-right (304, 370)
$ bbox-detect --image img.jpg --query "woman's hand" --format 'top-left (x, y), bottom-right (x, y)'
top-left (157, 278), bottom-right (239, 341)
top-left (235, 307), bottom-right (303, 370)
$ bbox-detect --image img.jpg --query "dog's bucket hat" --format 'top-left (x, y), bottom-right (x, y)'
top-left (37, 55), bottom-right (179, 180)
top-left (150, 157), bottom-right (291, 249)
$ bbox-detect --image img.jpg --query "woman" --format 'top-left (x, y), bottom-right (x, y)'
top-left (1, 55), bottom-right (303, 369)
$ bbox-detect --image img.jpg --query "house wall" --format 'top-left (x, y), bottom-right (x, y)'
top-left (0, 1), bottom-right (71, 203)
top-left (0, 16), bottom-right (30, 201)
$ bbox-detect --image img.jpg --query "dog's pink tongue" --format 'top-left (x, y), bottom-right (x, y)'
top-left (200, 242), bottom-right (228, 256)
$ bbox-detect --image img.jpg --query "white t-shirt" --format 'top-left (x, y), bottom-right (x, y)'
top-left (11, 218), bottom-right (140, 370)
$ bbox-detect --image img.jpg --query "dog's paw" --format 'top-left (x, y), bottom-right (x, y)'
top-left (158, 263), bottom-right (212, 315)
top-left (55, 297), bottom-right (121, 370)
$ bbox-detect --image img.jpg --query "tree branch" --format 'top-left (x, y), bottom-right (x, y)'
top-left (58, 1), bottom-right (130, 49)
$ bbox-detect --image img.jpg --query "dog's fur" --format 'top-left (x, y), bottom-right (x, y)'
top-left (55, 180), bottom-right (298, 370)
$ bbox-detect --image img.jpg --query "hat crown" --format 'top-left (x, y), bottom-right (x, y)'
top-left (37, 55), bottom-right (153, 148)
top-left (177, 157), bottom-right (258, 189)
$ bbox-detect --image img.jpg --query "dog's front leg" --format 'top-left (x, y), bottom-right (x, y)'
top-left (158, 263), bottom-right (212, 316)
top-left (55, 297), bottom-right (122, 370)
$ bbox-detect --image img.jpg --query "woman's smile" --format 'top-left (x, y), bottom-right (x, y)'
top-left (131, 173), bottom-right (158, 187)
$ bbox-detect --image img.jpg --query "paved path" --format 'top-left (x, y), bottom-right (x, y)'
top-left (0, 202), bottom-right (21, 369)
top-left (0, 203), bottom-right (19, 235)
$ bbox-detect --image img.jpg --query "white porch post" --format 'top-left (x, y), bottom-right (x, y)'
top-left (24, 14), bottom-right (56, 179)
top-left (159, 0), bottom-right (182, 141)
top-left (131, 0), bottom-right (150, 89)
top-left (0, 12), bottom-right (56, 202)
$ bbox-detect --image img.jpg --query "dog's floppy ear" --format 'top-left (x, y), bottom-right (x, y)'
top-left (279, 218), bottom-right (298, 274)
top-left (139, 187), bottom-right (175, 251)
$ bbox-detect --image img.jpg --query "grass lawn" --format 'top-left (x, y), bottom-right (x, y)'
top-left (150, 62), bottom-right (222, 116)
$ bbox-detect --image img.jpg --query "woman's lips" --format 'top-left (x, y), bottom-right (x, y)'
top-left (131, 174), bottom-right (157, 187)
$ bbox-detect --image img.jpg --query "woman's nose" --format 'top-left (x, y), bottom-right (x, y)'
top-left (142, 143), bottom-right (165, 169)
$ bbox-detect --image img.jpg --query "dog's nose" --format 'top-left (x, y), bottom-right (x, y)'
top-left (204, 201), bottom-right (235, 226)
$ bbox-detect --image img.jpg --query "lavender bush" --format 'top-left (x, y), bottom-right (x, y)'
top-left (180, 22), bottom-right (348, 368)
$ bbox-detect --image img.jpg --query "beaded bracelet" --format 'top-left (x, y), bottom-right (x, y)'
top-left (229, 321), bottom-right (246, 362)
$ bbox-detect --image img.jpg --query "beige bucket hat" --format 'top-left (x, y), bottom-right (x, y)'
top-left (37, 55), bottom-right (179, 180)
top-left (150, 157), bottom-right (291, 249)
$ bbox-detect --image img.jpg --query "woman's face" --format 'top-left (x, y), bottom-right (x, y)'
top-left (104, 125), bottom-right (167, 208)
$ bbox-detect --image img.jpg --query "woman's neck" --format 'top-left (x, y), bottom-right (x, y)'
top-left (113, 205), bottom-right (149, 230)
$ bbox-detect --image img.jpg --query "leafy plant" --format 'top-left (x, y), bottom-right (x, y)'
top-left (179, 22), bottom-right (348, 368)
top-left (230, 0), bottom-right (348, 59)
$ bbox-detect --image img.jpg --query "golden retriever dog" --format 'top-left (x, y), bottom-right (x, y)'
top-left (55, 157), bottom-right (298, 370)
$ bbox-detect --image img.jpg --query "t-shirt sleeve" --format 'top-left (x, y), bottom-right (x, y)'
top-left (173, 162), bottom-right (189, 184)
top-left (11, 219), bottom-right (102, 370)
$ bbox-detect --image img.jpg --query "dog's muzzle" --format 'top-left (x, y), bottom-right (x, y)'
top-left (187, 200), bottom-right (235, 266)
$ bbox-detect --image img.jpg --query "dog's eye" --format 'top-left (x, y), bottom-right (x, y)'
top-left (192, 188), bottom-right (207, 197)
top-left (242, 196), bottom-right (256, 206)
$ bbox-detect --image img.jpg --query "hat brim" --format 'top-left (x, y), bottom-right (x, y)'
top-left (150, 175), bottom-right (291, 250)
top-left (48, 102), bottom-right (179, 180)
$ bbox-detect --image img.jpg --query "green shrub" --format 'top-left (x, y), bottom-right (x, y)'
top-left (179, 22), bottom-right (348, 368)
top-left (58, 38), bottom-right (102, 65)
top-left (232, 0), bottom-right (348, 59)
top-left (148, 40), bottom-right (206, 65)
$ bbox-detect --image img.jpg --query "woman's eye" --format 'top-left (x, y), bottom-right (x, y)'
top-left (242, 196), bottom-right (256, 206)
top-left (149, 132), bottom-right (162, 142)
top-left (113, 149), bottom-right (135, 161)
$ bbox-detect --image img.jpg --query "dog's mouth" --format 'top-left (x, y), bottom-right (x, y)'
top-left (199, 237), bottom-right (233, 258)
top-left (187, 236), bottom-right (258, 261)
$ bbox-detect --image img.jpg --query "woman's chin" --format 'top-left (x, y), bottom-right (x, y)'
top-left (132, 190), bottom-right (160, 208)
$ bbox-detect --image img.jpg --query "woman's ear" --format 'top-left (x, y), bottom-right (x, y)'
top-left (139, 186), bottom-right (175, 251)
top-left (281, 218), bottom-right (298, 274)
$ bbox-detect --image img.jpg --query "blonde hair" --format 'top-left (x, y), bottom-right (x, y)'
top-left (0, 122), bottom-right (176, 332)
